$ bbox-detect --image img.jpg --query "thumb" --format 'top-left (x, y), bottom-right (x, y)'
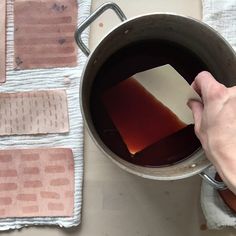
top-left (187, 100), bottom-right (203, 135)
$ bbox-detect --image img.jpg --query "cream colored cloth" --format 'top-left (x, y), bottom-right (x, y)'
top-left (201, 0), bottom-right (236, 229)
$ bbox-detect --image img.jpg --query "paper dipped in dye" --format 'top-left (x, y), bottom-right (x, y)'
top-left (102, 64), bottom-right (201, 155)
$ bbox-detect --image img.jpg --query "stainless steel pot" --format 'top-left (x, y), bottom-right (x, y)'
top-left (75, 2), bottom-right (236, 189)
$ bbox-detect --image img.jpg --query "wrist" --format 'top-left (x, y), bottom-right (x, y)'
top-left (209, 146), bottom-right (236, 194)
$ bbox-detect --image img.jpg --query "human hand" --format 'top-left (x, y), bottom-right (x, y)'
top-left (188, 71), bottom-right (236, 194)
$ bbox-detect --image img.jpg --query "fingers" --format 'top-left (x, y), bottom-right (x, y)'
top-left (187, 100), bottom-right (203, 136)
top-left (191, 71), bottom-right (218, 103)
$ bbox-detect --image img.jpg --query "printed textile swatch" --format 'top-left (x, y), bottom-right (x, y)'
top-left (0, 90), bottom-right (69, 135)
top-left (0, 148), bottom-right (74, 218)
top-left (0, 0), bottom-right (6, 82)
top-left (14, 0), bottom-right (78, 70)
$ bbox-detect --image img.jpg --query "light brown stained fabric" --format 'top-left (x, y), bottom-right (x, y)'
top-left (0, 89), bottom-right (69, 135)
top-left (0, 148), bottom-right (74, 217)
top-left (14, 0), bottom-right (78, 70)
top-left (0, 0), bottom-right (6, 82)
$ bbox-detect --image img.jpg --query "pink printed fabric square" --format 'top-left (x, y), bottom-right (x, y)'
top-left (14, 0), bottom-right (78, 69)
top-left (0, 148), bottom-right (74, 217)
top-left (0, 90), bottom-right (69, 135)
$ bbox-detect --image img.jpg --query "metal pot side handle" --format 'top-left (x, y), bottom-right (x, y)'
top-left (75, 2), bottom-right (127, 56)
top-left (199, 167), bottom-right (227, 190)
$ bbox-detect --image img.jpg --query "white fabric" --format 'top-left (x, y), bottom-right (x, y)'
top-left (201, 0), bottom-right (236, 229)
top-left (201, 167), bottom-right (236, 229)
top-left (0, 0), bottom-right (91, 230)
top-left (202, 0), bottom-right (236, 51)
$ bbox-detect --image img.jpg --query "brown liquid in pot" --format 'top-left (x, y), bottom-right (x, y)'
top-left (102, 77), bottom-right (187, 155)
top-left (90, 40), bottom-right (207, 167)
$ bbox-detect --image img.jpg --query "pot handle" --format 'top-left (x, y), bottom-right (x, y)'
top-left (199, 166), bottom-right (227, 190)
top-left (75, 2), bottom-right (127, 56)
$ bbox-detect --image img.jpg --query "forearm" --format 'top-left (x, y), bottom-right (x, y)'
top-left (188, 71), bottom-right (236, 193)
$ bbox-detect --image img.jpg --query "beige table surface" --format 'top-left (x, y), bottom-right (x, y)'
top-left (1, 0), bottom-right (236, 236)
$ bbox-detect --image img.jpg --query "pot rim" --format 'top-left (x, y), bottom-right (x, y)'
top-left (78, 12), bottom-right (235, 180)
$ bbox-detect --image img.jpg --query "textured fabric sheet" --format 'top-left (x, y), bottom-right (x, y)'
top-left (0, 90), bottom-right (69, 135)
top-left (202, 0), bottom-right (236, 51)
top-left (14, 0), bottom-right (78, 70)
top-left (0, 0), bottom-right (6, 83)
top-left (0, 148), bottom-right (74, 218)
top-left (0, 0), bottom-right (91, 230)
